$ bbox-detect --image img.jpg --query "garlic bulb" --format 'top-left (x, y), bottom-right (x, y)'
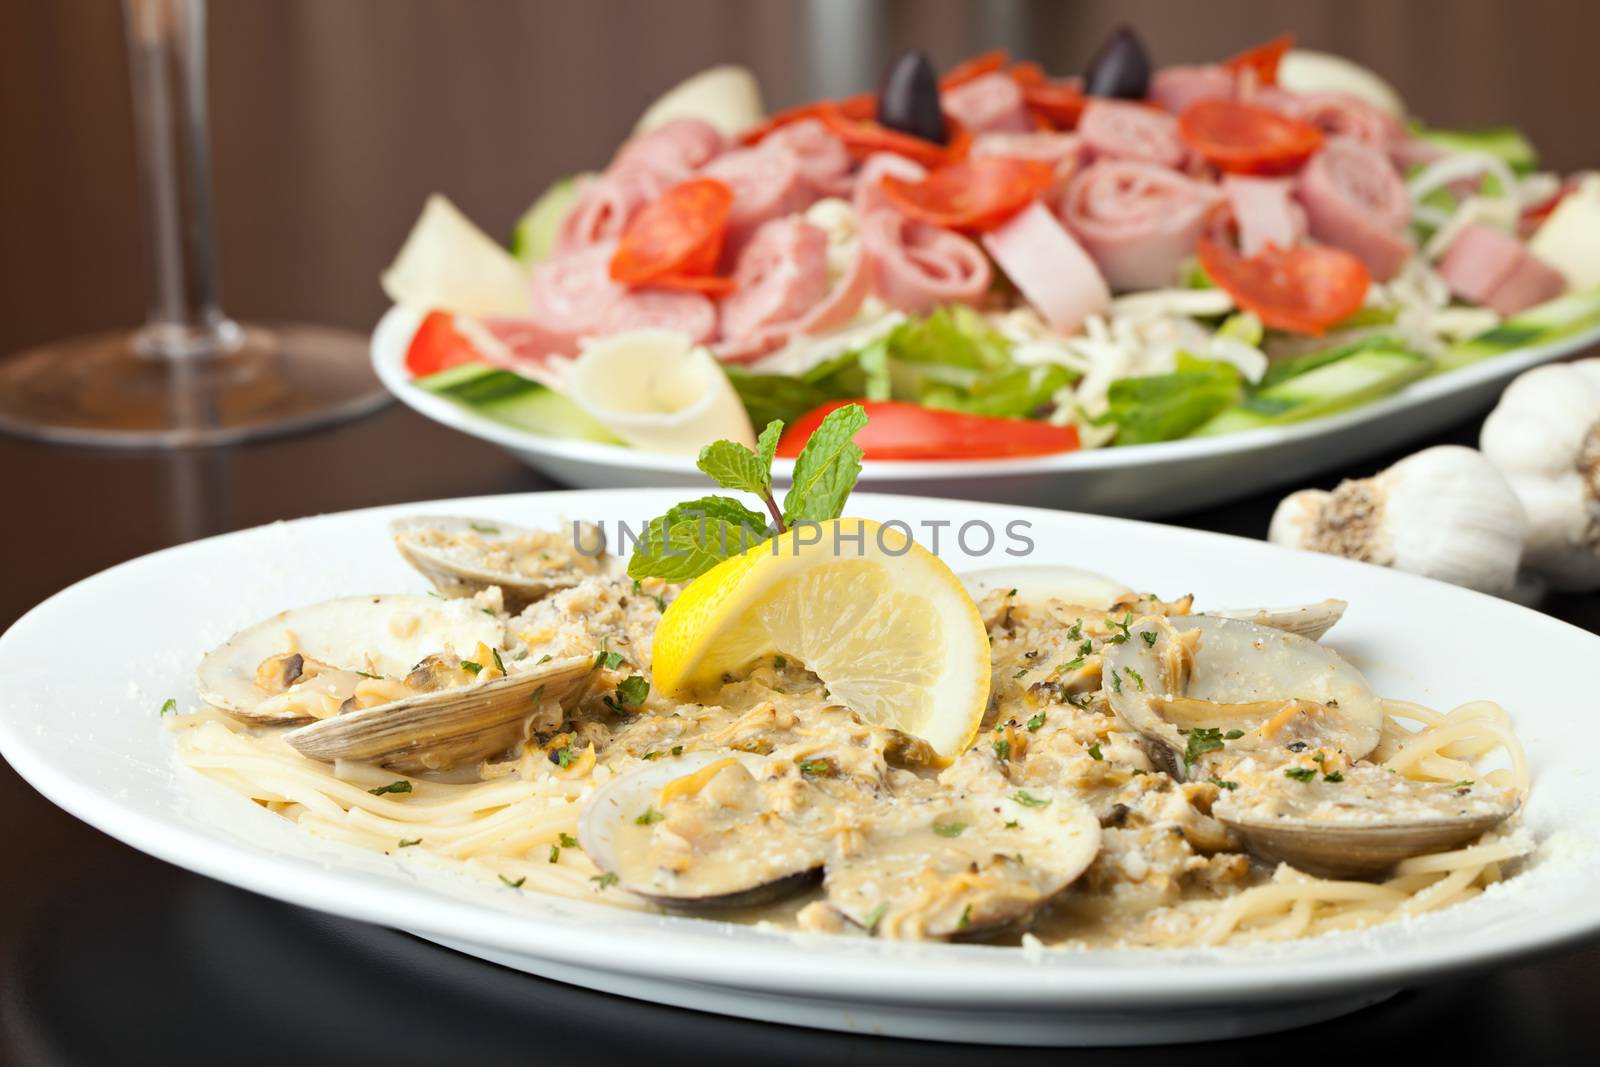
top-left (1480, 359), bottom-right (1600, 592)
top-left (1269, 446), bottom-right (1527, 595)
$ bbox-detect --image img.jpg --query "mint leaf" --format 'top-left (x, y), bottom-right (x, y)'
top-left (755, 419), bottom-right (783, 476)
top-left (627, 495), bottom-right (772, 582)
top-left (782, 403), bottom-right (868, 525)
top-left (697, 439), bottom-right (771, 498)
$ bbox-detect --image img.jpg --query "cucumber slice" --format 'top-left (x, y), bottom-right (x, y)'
top-left (414, 364), bottom-right (623, 444)
top-left (1416, 126), bottom-right (1539, 175)
top-left (511, 174), bottom-right (590, 266)
top-left (1437, 284), bottom-right (1600, 371)
top-left (1259, 334), bottom-right (1408, 390)
top-left (1193, 349), bottom-right (1431, 436)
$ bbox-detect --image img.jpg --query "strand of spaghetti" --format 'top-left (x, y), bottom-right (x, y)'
top-left (1382, 719), bottom-right (1527, 792)
top-left (1398, 865), bottom-right (1483, 917)
top-left (1392, 835), bottom-right (1534, 875)
top-left (1197, 880), bottom-right (1408, 946)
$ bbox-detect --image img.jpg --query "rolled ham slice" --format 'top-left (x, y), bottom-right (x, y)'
top-left (525, 242), bottom-right (717, 359)
top-left (972, 131), bottom-right (1087, 187)
top-left (701, 144), bottom-right (815, 260)
top-left (1222, 174), bottom-right (1306, 255)
top-left (1149, 64), bottom-right (1235, 114)
top-left (554, 166), bottom-right (670, 257)
top-left (610, 117), bottom-right (725, 180)
top-left (1079, 100), bottom-right (1185, 169)
top-left (1257, 89), bottom-right (1404, 152)
top-left (982, 202), bottom-right (1109, 335)
top-left (760, 118), bottom-right (856, 199)
top-left (1057, 159), bottom-right (1224, 291)
top-left (859, 208), bottom-right (992, 314)
top-left (1436, 223), bottom-right (1567, 316)
top-left (713, 217), bottom-right (872, 364)
top-left (941, 72), bottom-right (1032, 134)
top-left (1297, 137), bottom-right (1413, 281)
top-left (854, 153), bottom-right (926, 217)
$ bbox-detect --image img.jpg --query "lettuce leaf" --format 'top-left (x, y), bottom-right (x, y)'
top-left (1105, 355), bottom-right (1243, 445)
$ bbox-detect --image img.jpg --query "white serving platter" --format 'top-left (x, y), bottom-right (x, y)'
top-left (373, 306), bottom-right (1600, 517)
top-left (2, 489), bottom-right (1599, 1046)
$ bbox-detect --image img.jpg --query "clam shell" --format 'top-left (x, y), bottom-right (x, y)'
top-left (577, 750), bottom-right (827, 908)
top-left (391, 516), bottom-right (607, 613)
top-left (284, 653), bottom-right (594, 774)
top-left (960, 564), bottom-right (1133, 611)
top-left (1206, 599), bottom-right (1347, 642)
top-left (1213, 803), bottom-right (1518, 879)
top-left (195, 594), bottom-right (502, 727)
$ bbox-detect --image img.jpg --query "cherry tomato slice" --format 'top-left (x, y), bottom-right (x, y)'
top-left (775, 399), bottom-right (1081, 461)
top-left (940, 50), bottom-right (1009, 91)
top-left (610, 178), bottom-right (733, 286)
top-left (1196, 238), bottom-right (1371, 335)
top-left (1177, 99), bottom-right (1323, 175)
top-left (404, 311), bottom-right (482, 377)
top-left (1007, 61), bottom-right (1047, 88)
top-left (816, 100), bottom-right (970, 168)
top-left (1223, 33), bottom-right (1294, 87)
top-left (1020, 80), bottom-right (1088, 129)
top-left (879, 156), bottom-right (1055, 232)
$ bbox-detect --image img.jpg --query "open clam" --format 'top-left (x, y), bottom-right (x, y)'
top-left (824, 787), bottom-right (1101, 940)
top-left (578, 750), bottom-right (831, 909)
top-left (1104, 615), bottom-right (1517, 877)
top-left (196, 593), bottom-right (594, 772)
top-left (959, 565), bottom-right (1346, 641)
top-left (391, 515), bottom-right (611, 612)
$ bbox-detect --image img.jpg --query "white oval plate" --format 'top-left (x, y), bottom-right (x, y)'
top-left (373, 306), bottom-right (1600, 517)
top-left (3, 489), bottom-right (1599, 1046)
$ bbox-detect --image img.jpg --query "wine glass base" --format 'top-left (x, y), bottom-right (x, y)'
top-left (0, 322), bottom-right (392, 449)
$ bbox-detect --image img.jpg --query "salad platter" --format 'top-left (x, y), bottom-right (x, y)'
top-left (374, 30), bottom-right (1600, 516)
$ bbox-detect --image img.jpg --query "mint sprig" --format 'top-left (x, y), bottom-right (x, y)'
top-left (627, 404), bottom-right (868, 582)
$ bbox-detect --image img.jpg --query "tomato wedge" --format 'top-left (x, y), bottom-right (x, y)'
top-left (940, 50), bottom-right (1009, 91)
top-left (1020, 80), bottom-right (1088, 129)
top-left (610, 178), bottom-right (733, 287)
top-left (1178, 99), bottom-right (1323, 174)
top-left (879, 156), bottom-right (1055, 232)
top-left (775, 400), bottom-right (1080, 461)
top-left (816, 100), bottom-right (970, 168)
top-left (1196, 238), bottom-right (1371, 336)
top-left (1223, 33), bottom-right (1294, 87)
top-left (404, 311), bottom-right (482, 377)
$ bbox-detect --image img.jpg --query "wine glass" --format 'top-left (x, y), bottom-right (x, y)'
top-left (0, 0), bottom-right (390, 448)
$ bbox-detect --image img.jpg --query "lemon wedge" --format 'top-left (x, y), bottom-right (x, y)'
top-left (651, 518), bottom-right (990, 761)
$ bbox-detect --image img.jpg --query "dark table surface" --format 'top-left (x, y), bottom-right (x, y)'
top-left (3, 1), bottom-right (1598, 1064)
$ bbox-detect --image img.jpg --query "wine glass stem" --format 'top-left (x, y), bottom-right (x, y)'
top-left (124, 0), bottom-right (238, 360)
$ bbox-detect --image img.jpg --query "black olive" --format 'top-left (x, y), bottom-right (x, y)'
top-left (876, 50), bottom-right (947, 144)
top-left (1083, 25), bottom-right (1152, 100)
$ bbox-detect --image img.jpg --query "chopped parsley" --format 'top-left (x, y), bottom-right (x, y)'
top-left (1105, 613), bottom-right (1133, 643)
top-left (1003, 819), bottom-right (1020, 829)
top-left (537, 654), bottom-right (553, 664)
top-left (863, 903), bottom-right (887, 933)
top-left (470, 523), bottom-right (500, 535)
top-left (158, 698), bottom-right (177, 716)
top-left (671, 745), bottom-right (683, 756)
top-left (1060, 656), bottom-right (1086, 673)
top-left (1223, 729), bottom-right (1244, 740)
top-left (593, 649), bottom-right (625, 671)
top-left (1026, 711), bottom-right (1047, 732)
top-left (1124, 667), bottom-right (1145, 691)
top-left (1140, 630), bottom-right (1157, 648)
top-left (1182, 727), bottom-right (1226, 768)
top-left (993, 737), bottom-right (1011, 762)
top-left (797, 759), bottom-right (834, 777)
top-left (591, 871), bottom-right (619, 890)
top-left (1066, 620), bottom-right (1083, 642)
top-left (558, 832), bottom-right (579, 848)
top-left (1087, 743), bottom-right (1103, 761)
top-left (460, 660), bottom-right (483, 675)
top-left (529, 684), bottom-right (546, 707)
top-left (1109, 670), bottom-right (1123, 694)
top-left (605, 675), bottom-right (650, 712)
top-left (368, 780), bottom-right (412, 796)
top-left (632, 578), bottom-right (643, 595)
top-left (640, 751), bottom-right (661, 761)
top-left (1207, 778), bottom-right (1239, 791)
top-left (653, 593), bottom-right (668, 612)
top-left (1453, 779), bottom-right (1475, 789)
top-left (554, 746), bottom-right (574, 769)
top-left (635, 806), bottom-right (665, 826)
top-left (933, 821), bottom-right (967, 838)
top-left (398, 837), bottom-right (422, 847)
top-left (355, 670), bottom-right (382, 680)
top-left (1011, 790), bottom-right (1050, 808)
top-left (1323, 771), bottom-right (1345, 783)
top-left (1013, 667), bottom-right (1029, 679)
top-left (958, 904), bottom-right (972, 930)
top-left (491, 647), bottom-right (505, 674)
top-left (1078, 639), bottom-right (1094, 657)
top-left (499, 874), bottom-right (526, 889)
top-left (1284, 767), bottom-right (1317, 782)
top-left (548, 843), bottom-right (561, 863)
top-left (773, 655), bottom-right (787, 670)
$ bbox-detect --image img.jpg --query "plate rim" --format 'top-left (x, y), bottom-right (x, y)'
top-left (370, 305), bottom-right (1600, 480)
top-left (4, 487), bottom-right (1600, 1007)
